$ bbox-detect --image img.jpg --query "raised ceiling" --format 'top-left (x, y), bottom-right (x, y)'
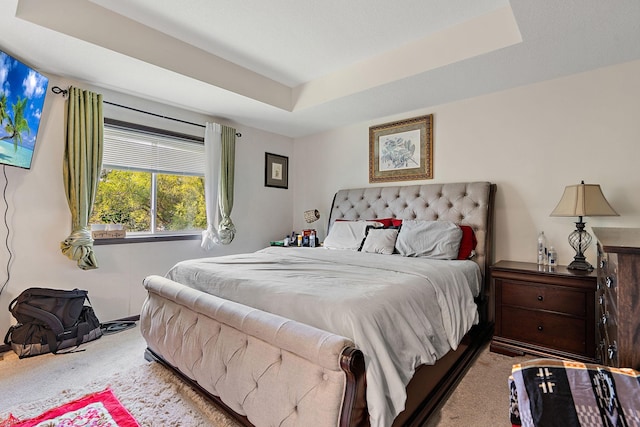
top-left (3, 0), bottom-right (640, 137)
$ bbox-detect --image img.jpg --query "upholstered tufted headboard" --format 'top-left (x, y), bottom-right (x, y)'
top-left (327, 182), bottom-right (496, 280)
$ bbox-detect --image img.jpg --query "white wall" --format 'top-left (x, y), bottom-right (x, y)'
top-left (292, 60), bottom-right (640, 268)
top-left (4, 59), bottom-right (638, 337)
top-left (0, 76), bottom-right (293, 334)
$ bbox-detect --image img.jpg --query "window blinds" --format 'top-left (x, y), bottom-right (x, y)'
top-left (102, 124), bottom-right (205, 176)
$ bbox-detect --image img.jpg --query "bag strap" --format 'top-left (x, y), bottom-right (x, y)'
top-left (46, 328), bottom-right (60, 353)
top-left (3, 325), bottom-right (16, 345)
top-left (18, 288), bottom-right (88, 300)
top-left (8, 295), bottom-right (19, 313)
top-left (12, 303), bottom-right (65, 336)
top-left (101, 321), bottom-right (136, 334)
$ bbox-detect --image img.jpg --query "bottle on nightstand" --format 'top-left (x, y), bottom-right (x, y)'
top-left (548, 246), bottom-right (557, 266)
top-left (537, 231), bottom-right (547, 265)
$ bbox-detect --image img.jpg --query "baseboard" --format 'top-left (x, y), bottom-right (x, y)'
top-left (108, 314), bottom-right (140, 323)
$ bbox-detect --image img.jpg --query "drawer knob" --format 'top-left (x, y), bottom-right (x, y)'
top-left (606, 277), bottom-right (613, 288)
top-left (599, 295), bottom-right (605, 306)
top-left (600, 260), bottom-right (606, 269)
top-left (601, 313), bottom-right (608, 325)
top-left (537, 295), bottom-right (543, 302)
top-left (537, 325), bottom-right (543, 332)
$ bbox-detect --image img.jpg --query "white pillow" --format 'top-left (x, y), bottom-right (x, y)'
top-left (323, 220), bottom-right (383, 250)
top-left (395, 220), bottom-right (462, 259)
top-left (361, 228), bottom-right (399, 254)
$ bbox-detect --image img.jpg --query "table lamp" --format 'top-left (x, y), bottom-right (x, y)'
top-left (550, 181), bottom-right (618, 271)
top-left (304, 209), bottom-right (320, 224)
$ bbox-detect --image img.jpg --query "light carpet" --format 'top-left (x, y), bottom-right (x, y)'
top-left (0, 326), bottom-right (529, 426)
top-left (1, 361), bottom-right (241, 427)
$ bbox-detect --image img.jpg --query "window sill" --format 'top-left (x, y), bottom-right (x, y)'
top-left (93, 233), bottom-right (201, 245)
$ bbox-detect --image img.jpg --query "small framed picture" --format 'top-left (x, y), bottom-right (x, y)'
top-left (265, 152), bottom-right (288, 189)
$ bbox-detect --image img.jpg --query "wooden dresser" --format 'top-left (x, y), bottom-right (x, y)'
top-left (592, 227), bottom-right (640, 370)
top-left (490, 260), bottom-right (597, 363)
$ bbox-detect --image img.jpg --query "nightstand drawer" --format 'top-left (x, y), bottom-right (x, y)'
top-left (501, 281), bottom-right (586, 317)
top-left (501, 306), bottom-right (587, 355)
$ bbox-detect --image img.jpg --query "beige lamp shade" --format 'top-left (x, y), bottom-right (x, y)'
top-left (304, 209), bottom-right (320, 223)
top-left (550, 182), bottom-right (618, 217)
top-left (550, 181), bottom-right (618, 271)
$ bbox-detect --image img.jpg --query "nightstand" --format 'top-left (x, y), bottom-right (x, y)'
top-left (490, 260), bottom-right (597, 363)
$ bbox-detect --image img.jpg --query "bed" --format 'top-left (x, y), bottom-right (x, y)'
top-left (140, 181), bottom-right (496, 427)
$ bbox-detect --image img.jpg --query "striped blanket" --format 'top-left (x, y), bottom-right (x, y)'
top-left (509, 359), bottom-right (640, 427)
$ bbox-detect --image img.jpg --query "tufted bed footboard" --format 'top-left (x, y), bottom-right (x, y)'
top-left (140, 275), bottom-right (368, 427)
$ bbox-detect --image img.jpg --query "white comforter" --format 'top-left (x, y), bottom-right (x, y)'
top-left (167, 247), bottom-right (481, 427)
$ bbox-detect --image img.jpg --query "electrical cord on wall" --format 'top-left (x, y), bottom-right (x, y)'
top-left (0, 165), bottom-right (13, 298)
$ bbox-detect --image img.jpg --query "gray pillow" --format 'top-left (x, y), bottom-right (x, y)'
top-left (361, 228), bottom-right (399, 255)
top-left (395, 220), bottom-right (462, 259)
top-left (323, 220), bottom-right (384, 250)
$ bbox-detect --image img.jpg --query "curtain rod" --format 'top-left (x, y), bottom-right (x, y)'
top-left (51, 86), bottom-right (242, 137)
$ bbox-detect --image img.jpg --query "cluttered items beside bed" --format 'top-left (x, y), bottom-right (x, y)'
top-left (140, 181), bottom-right (496, 427)
top-left (4, 287), bottom-right (102, 358)
top-left (273, 229), bottom-right (318, 247)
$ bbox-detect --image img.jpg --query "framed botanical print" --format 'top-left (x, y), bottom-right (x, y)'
top-left (265, 152), bottom-right (288, 189)
top-left (369, 114), bottom-right (433, 183)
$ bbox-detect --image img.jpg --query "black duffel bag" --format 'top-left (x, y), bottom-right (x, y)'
top-left (4, 287), bottom-right (102, 358)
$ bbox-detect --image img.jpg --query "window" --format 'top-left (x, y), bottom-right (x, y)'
top-left (90, 120), bottom-right (207, 236)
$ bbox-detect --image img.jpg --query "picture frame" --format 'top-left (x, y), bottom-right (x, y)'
top-left (265, 152), bottom-right (289, 189)
top-left (369, 114), bottom-right (433, 183)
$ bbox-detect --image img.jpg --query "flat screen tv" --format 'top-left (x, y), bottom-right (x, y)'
top-left (0, 49), bottom-right (48, 169)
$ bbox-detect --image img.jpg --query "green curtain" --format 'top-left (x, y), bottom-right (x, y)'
top-left (217, 125), bottom-right (236, 244)
top-left (60, 87), bottom-right (103, 270)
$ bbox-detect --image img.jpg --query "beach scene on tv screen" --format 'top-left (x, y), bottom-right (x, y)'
top-left (0, 51), bottom-right (48, 169)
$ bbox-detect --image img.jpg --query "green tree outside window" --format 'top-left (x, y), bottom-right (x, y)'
top-left (90, 169), bottom-right (206, 233)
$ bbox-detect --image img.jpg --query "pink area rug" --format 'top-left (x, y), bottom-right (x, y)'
top-left (0, 388), bottom-right (138, 427)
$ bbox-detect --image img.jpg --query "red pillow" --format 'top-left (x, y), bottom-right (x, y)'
top-left (336, 218), bottom-right (392, 227)
top-left (374, 218), bottom-right (404, 227)
top-left (457, 225), bottom-right (477, 260)
top-left (337, 218), bottom-right (403, 228)
top-left (367, 218), bottom-right (395, 227)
